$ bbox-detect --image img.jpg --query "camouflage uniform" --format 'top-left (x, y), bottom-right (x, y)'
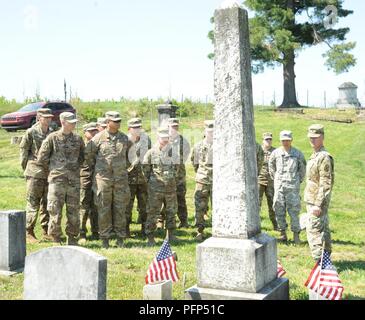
top-left (80, 127), bottom-right (99, 239)
top-left (37, 127), bottom-right (84, 240)
top-left (191, 138), bottom-right (213, 232)
top-left (304, 125), bottom-right (334, 260)
top-left (159, 123), bottom-right (191, 226)
top-left (20, 120), bottom-right (53, 234)
top-left (258, 142), bottom-right (277, 229)
top-left (126, 131), bottom-right (151, 229)
top-left (85, 129), bottom-right (134, 240)
top-left (256, 142), bottom-right (264, 176)
top-left (143, 143), bottom-right (179, 235)
top-left (269, 145), bottom-right (306, 233)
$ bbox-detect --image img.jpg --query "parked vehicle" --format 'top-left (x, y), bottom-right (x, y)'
top-left (0, 101), bottom-right (76, 132)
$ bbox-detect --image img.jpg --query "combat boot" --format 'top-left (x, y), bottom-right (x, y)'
top-left (126, 224), bottom-right (131, 238)
top-left (195, 227), bottom-right (204, 242)
top-left (116, 237), bottom-right (125, 248)
top-left (141, 224), bottom-right (147, 238)
top-left (42, 226), bottom-right (48, 236)
top-left (178, 221), bottom-right (190, 229)
top-left (102, 239), bottom-right (110, 249)
top-left (43, 234), bottom-right (62, 244)
top-left (147, 234), bottom-right (156, 247)
top-left (90, 232), bottom-right (100, 241)
top-left (278, 230), bottom-right (288, 242)
top-left (67, 236), bottom-right (79, 246)
top-left (165, 229), bottom-right (179, 242)
top-left (293, 232), bottom-right (301, 245)
top-left (26, 229), bottom-right (38, 243)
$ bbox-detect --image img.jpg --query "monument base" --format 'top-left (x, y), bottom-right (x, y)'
top-left (185, 278), bottom-right (289, 300)
top-left (0, 268), bottom-right (24, 277)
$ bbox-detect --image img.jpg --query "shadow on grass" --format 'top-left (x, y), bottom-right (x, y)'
top-left (332, 239), bottom-right (365, 246)
top-left (336, 260), bottom-right (365, 273)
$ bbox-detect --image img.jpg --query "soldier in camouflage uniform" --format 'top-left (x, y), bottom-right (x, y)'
top-left (126, 118), bottom-right (151, 237)
top-left (304, 124), bottom-right (334, 261)
top-left (37, 112), bottom-right (84, 245)
top-left (79, 123), bottom-right (99, 242)
top-left (256, 142), bottom-right (264, 176)
top-left (191, 120), bottom-right (214, 241)
top-left (157, 118), bottom-right (190, 229)
top-left (85, 111), bottom-right (134, 249)
top-left (142, 127), bottom-right (180, 246)
top-left (258, 133), bottom-right (278, 230)
top-left (20, 108), bottom-right (54, 242)
top-left (96, 117), bottom-right (107, 132)
top-left (269, 130), bottom-right (306, 244)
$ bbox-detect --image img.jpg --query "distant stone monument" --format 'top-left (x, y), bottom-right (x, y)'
top-left (157, 100), bottom-right (178, 126)
top-left (0, 211), bottom-right (26, 276)
top-left (185, 1), bottom-right (289, 300)
top-left (23, 246), bottom-right (107, 300)
top-left (336, 82), bottom-right (361, 109)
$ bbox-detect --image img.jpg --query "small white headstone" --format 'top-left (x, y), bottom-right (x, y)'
top-left (143, 280), bottom-right (173, 300)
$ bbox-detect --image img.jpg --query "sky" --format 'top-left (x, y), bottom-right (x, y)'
top-left (0, 0), bottom-right (364, 107)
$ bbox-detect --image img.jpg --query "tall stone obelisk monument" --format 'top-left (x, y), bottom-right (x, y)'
top-left (186, 0), bottom-right (289, 300)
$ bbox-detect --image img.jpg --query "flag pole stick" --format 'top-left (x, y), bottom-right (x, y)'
top-left (316, 241), bottom-right (326, 300)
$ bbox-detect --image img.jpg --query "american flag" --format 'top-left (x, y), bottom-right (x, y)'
top-left (145, 240), bottom-right (179, 284)
top-left (277, 260), bottom-right (286, 278)
top-left (305, 251), bottom-right (344, 300)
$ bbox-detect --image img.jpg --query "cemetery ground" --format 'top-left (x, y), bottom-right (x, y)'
top-left (0, 106), bottom-right (364, 300)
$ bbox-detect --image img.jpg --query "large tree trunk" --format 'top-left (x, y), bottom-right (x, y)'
top-left (280, 50), bottom-right (301, 108)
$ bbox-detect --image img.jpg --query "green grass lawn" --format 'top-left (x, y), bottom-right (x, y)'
top-left (0, 107), bottom-right (364, 300)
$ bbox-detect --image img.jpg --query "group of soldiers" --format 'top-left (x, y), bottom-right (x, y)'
top-left (20, 108), bottom-right (214, 248)
top-left (20, 107), bottom-right (334, 260)
top-left (258, 126), bottom-right (334, 261)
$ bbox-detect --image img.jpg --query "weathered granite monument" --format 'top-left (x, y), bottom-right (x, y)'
top-left (336, 82), bottom-right (361, 108)
top-left (23, 246), bottom-right (107, 300)
top-left (185, 0), bottom-right (289, 300)
top-left (0, 210), bottom-right (26, 276)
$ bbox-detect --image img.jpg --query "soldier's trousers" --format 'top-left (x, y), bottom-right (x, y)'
top-left (194, 182), bottom-right (212, 231)
top-left (306, 204), bottom-right (332, 261)
top-left (25, 177), bottom-right (49, 232)
top-left (273, 186), bottom-right (301, 233)
top-left (159, 182), bottom-right (188, 223)
top-left (125, 183), bottom-right (148, 225)
top-left (259, 183), bottom-right (277, 227)
top-left (94, 178), bottom-right (130, 240)
top-left (146, 187), bottom-right (177, 235)
top-left (80, 181), bottom-right (98, 237)
top-left (47, 178), bottom-right (80, 238)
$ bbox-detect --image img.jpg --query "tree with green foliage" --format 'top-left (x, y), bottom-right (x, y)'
top-left (208, 0), bottom-right (356, 108)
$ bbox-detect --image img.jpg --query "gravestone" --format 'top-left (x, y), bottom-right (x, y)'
top-left (143, 280), bottom-right (173, 300)
top-left (0, 210), bottom-right (26, 276)
top-left (185, 0), bottom-right (289, 300)
top-left (336, 82), bottom-right (361, 109)
top-left (23, 246), bottom-right (107, 300)
top-left (157, 100), bottom-right (178, 126)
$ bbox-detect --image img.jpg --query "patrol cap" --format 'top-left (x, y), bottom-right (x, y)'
top-left (279, 130), bottom-right (293, 141)
top-left (263, 132), bottom-right (273, 140)
top-left (97, 117), bottom-right (107, 127)
top-left (83, 122), bottom-right (98, 132)
top-left (128, 117), bottom-right (142, 128)
top-left (157, 127), bottom-right (170, 138)
top-left (307, 124), bottom-right (324, 138)
top-left (105, 111), bottom-right (122, 122)
top-left (37, 108), bottom-right (54, 118)
top-left (204, 120), bottom-right (214, 131)
top-left (168, 118), bottom-right (179, 127)
top-left (60, 112), bottom-right (78, 124)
